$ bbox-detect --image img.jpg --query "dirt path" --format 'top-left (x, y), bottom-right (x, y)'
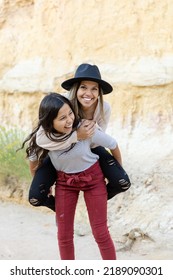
top-left (0, 199), bottom-right (173, 260)
top-left (0, 201), bottom-right (173, 260)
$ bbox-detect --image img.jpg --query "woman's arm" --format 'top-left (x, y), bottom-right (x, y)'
top-left (110, 145), bottom-right (122, 166)
top-left (91, 128), bottom-right (122, 166)
top-left (94, 101), bottom-right (111, 131)
top-left (29, 160), bottom-right (38, 176)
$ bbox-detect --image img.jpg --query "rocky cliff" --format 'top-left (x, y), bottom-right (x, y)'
top-left (0, 0), bottom-right (173, 256)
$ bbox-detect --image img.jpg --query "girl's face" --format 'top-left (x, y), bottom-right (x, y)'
top-left (53, 103), bottom-right (75, 134)
top-left (77, 80), bottom-right (99, 108)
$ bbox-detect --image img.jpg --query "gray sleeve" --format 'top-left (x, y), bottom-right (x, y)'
top-left (91, 128), bottom-right (117, 149)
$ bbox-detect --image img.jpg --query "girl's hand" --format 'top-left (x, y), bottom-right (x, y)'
top-left (77, 119), bottom-right (96, 140)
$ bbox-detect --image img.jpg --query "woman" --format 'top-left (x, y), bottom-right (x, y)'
top-left (29, 63), bottom-right (131, 211)
top-left (23, 92), bottom-right (118, 259)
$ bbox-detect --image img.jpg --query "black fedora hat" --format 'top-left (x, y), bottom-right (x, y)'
top-left (61, 63), bottom-right (113, 94)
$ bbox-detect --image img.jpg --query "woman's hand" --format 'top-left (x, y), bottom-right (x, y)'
top-left (77, 119), bottom-right (96, 140)
top-left (29, 160), bottom-right (38, 176)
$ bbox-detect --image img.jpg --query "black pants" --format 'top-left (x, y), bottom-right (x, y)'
top-left (91, 146), bottom-right (131, 199)
top-left (29, 146), bottom-right (131, 211)
top-left (28, 157), bottom-right (57, 211)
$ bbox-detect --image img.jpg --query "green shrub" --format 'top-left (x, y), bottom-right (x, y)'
top-left (0, 126), bottom-right (31, 182)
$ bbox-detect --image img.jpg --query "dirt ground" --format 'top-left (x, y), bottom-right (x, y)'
top-left (0, 197), bottom-right (173, 261)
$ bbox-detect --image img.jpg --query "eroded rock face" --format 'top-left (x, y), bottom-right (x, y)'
top-left (0, 0), bottom-right (173, 245)
top-left (0, 0), bottom-right (173, 91)
top-left (0, 0), bottom-right (173, 125)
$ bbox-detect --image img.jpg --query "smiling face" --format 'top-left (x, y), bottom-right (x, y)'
top-left (53, 103), bottom-right (75, 134)
top-left (76, 80), bottom-right (99, 109)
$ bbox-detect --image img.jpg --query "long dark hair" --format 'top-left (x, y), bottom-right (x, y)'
top-left (20, 92), bottom-right (79, 168)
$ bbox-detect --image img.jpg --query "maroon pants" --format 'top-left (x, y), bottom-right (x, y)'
top-left (55, 161), bottom-right (116, 260)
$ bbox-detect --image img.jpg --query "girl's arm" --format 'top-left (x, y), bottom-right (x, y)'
top-left (36, 126), bottom-right (77, 150)
top-left (36, 121), bottom-right (95, 150)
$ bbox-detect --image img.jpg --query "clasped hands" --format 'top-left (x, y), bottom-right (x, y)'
top-left (77, 119), bottom-right (96, 140)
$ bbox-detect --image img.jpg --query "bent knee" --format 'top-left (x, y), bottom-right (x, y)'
top-left (29, 197), bottom-right (42, 207)
top-left (119, 178), bottom-right (131, 191)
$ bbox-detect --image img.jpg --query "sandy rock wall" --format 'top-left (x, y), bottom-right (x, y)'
top-left (0, 0), bottom-right (173, 92)
top-left (0, 0), bottom-right (173, 129)
top-left (0, 0), bottom-right (173, 243)
top-left (0, 0), bottom-right (173, 188)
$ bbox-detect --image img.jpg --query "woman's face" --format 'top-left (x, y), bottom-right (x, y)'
top-left (77, 80), bottom-right (99, 109)
top-left (53, 103), bottom-right (75, 134)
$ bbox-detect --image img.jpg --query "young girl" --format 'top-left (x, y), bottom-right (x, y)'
top-left (29, 63), bottom-right (131, 211)
top-left (23, 92), bottom-right (120, 260)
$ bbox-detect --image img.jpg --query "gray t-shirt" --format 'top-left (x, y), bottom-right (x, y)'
top-left (49, 128), bottom-right (117, 173)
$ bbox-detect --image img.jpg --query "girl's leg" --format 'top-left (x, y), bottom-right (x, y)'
top-left (84, 166), bottom-right (116, 260)
top-left (28, 156), bottom-right (57, 211)
top-left (55, 185), bottom-right (79, 260)
top-left (91, 146), bottom-right (131, 199)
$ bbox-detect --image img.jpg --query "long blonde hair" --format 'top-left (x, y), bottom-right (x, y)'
top-left (69, 82), bottom-right (105, 121)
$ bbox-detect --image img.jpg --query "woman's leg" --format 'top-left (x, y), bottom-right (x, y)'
top-left (84, 164), bottom-right (116, 260)
top-left (55, 183), bottom-right (79, 260)
top-left (28, 156), bottom-right (57, 211)
top-left (91, 146), bottom-right (131, 199)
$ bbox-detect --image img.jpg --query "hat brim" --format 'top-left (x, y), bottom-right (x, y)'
top-left (61, 77), bottom-right (113, 95)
